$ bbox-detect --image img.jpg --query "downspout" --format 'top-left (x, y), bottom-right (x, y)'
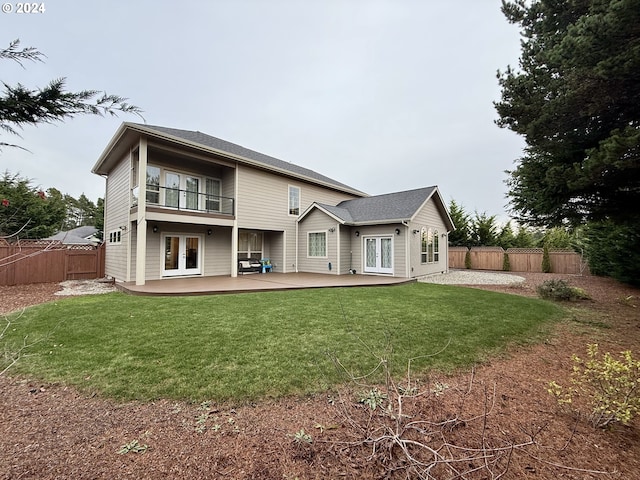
top-left (282, 229), bottom-right (286, 274)
top-left (445, 231), bottom-right (451, 273)
top-left (295, 218), bottom-right (299, 273)
top-left (98, 172), bottom-right (110, 278)
top-left (335, 222), bottom-right (340, 275)
top-left (402, 221), bottom-right (410, 278)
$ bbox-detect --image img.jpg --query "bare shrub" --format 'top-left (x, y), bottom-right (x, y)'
top-left (327, 340), bottom-right (612, 479)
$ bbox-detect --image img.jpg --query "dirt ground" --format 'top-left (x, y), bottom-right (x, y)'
top-left (1, 273), bottom-right (639, 479)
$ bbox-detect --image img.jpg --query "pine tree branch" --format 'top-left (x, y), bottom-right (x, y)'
top-left (0, 39), bottom-right (144, 152)
top-left (0, 39), bottom-right (45, 67)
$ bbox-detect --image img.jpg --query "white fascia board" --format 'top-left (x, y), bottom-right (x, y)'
top-left (298, 203), bottom-right (346, 224)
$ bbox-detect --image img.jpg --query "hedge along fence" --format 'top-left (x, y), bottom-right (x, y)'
top-left (0, 239), bottom-right (105, 286)
top-left (449, 246), bottom-right (589, 275)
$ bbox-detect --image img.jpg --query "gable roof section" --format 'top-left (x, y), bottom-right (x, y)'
top-left (93, 123), bottom-right (367, 197)
top-left (300, 186), bottom-right (455, 230)
top-left (301, 203), bottom-right (354, 224)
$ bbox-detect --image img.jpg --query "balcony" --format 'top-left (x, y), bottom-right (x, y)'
top-left (132, 185), bottom-right (235, 217)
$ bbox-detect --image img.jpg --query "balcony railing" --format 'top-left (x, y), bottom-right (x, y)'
top-left (132, 185), bottom-right (234, 216)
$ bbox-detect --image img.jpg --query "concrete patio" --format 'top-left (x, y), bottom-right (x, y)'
top-left (118, 272), bottom-right (414, 296)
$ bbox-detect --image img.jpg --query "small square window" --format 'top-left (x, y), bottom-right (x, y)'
top-left (108, 229), bottom-right (122, 244)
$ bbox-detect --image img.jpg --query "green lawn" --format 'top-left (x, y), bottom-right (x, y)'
top-left (2, 283), bottom-right (563, 402)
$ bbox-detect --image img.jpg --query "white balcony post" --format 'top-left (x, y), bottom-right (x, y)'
top-left (135, 137), bottom-right (148, 286)
top-left (231, 223), bottom-right (238, 277)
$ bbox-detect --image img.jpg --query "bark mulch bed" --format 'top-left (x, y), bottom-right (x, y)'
top-left (1, 273), bottom-right (639, 479)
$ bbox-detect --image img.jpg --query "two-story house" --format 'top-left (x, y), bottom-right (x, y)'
top-left (92, 123), bottom-right (454, 286)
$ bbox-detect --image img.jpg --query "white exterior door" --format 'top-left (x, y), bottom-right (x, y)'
top-left (162, 234), bottom-right (202, 276)
top-left (164, 172), bottom-right (201, 211)
top-left (363, 236), bottom-right (393, 274)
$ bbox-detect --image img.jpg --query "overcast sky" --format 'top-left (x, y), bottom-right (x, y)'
top-left (2, 0), bottom-right (524, 221)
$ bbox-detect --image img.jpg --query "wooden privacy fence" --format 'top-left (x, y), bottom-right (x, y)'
top-left (448, 246), bottom-right (589, 275)
top-left (0, 240), bottom-right (105, 286)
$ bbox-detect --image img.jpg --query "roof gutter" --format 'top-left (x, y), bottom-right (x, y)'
top-left (344, 218), bottom-right (411, 226)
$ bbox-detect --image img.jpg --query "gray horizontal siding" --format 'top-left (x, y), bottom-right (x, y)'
top-left (298, 209), bottom-right (340, 274)
top-left (104, 153), bottom-right (131, 282)
top-left (237, 165), bottom-right (359, 273)
top-left (408, 200), bottom-right (449, 277)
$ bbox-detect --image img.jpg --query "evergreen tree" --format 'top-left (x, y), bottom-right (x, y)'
top-left (94, 198), bottom-right (104, 240)
top-left (542, 244), bottom-right (552, 273)
top-left (496, 0), bottom-right (640, 226)
top-left (470, 211), bottom-right (498, 247)
top-left (63, 193), bottom-right (98, 229)
top-left (543, 227), bottom-right (573, 250)
top-left (513, 225), bottom-right (537, 248)
top-left (447, 199), bottom-right (471, 246)
top-left (0, 172), bottom-right (66, 238)
top-left (497, 221), bottom-right (517, 249)
top-left (584, 220), bottom-right (640, 286)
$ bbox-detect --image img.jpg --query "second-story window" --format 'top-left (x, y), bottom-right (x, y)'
top-left (206, 178), bottom-right (221, 212)
top-left (146, 166), bottom-right (160, 204)
top-left (289, 185), bottom-right (300, 216)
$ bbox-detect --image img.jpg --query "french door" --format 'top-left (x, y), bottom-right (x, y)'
top-left (164, 172), bottom-right (201, 210)
top-left (364, 236), bottom-right (393, 274)
top-left (162, 234), bottom-right (202, 276)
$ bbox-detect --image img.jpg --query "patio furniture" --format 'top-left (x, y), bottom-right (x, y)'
top-left (238, 258), bottom-right (262, 274)
top-left (260, 258), bottom-right (272, 273)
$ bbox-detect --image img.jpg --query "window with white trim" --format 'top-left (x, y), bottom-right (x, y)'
top-left (146, 165), bottom-right (161, 204)
top-left (308, 231), bottom-right (327, 257)
top-left (433, 229), bottom-right (439, 262)
top-left (421, 227), bottom-right (436, 264)
top-left (289, 185), bottom-right (300, 216)
top-left (108, 229), bottom-right (122, 244)
top-left (205, 178), bottom-right (221, 212)
top-left (238, 231), bottom-right (263, 259)
top-left (421, 228), bottom-right (428, 263)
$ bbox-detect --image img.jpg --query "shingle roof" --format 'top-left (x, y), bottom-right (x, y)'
top-left (317, 204), bottom-right (355, 223)
top-left (46, 226), bottom-right (99, 245)
top-left (317, 186), bottom-right (438, 224)
top-left (134, 124), bottom-right (366, 195)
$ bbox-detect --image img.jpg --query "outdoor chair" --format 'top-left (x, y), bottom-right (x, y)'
top-left (260, 258), bottom-right (273, 273)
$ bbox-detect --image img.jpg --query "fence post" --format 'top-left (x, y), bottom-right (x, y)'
top-left (8, 243), bottom-right (16, 286)
top-left (63, 249), bottom-right (69, 281)
top-left (98, 244), bottom-right (105, 278)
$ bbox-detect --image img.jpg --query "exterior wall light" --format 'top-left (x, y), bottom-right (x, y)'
top-left (395, 228), bottom-right (401, 235)
top-left (152, 225), bottom-right (158, 233)
top-left (355, 231), bottom-right (360, 237)
top-left (207, 229), bottom-right (213, 236)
